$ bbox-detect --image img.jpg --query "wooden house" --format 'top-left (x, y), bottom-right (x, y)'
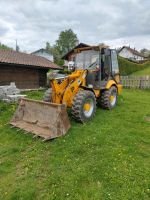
top-left (62, 43), bottom-right (90, 69)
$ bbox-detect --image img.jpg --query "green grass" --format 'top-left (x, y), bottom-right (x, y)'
top-left (118, 56), bottom-right (150, 75)
top-left (131, 67), bottom-right (150, 76)
top-left (0, 89), bottom-right (150, 200)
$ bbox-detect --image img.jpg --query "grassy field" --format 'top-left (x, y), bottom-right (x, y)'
top-left (132, 67), bottom-right (150, 76)
top-left (0, 89), bottom-right (150, 200)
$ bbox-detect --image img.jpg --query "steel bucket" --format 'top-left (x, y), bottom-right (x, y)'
top-left (10, 98), bottom-right (71, 140)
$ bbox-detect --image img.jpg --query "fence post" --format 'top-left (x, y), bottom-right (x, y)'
top-left (121, 75), bottom-right (150, 89)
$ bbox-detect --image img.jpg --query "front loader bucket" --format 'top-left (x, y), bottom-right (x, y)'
top-left (10, 98), bottom-right (71, 140)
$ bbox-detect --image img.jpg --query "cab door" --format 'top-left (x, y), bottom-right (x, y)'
top-left (111, 50), bottom-right (121, 84)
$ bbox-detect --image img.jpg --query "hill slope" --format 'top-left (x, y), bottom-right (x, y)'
top-left (131, 67), bottom-right (150, 76)
top-left (118, 57), bottom-right (150, 75)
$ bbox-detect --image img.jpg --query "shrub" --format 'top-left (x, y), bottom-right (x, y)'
top-left (118, 56), bottom-right (150, 75)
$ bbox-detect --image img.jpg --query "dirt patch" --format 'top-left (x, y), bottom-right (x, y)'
top-left (145, 116), bottom-right (150, 122)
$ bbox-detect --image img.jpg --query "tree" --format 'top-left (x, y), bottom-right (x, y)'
top-left (54, 29), bottom-right (79, 64)
top-left (45, 42), bottom-right (52, 53)
top-left (0, 42), bottom-right (13, 50)
top-left (140, 48), bottom-right (150, 57)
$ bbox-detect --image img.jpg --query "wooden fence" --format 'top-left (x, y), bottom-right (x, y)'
top-left (121, 76), bottom-right (150, 89)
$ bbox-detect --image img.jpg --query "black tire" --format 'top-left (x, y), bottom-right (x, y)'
top-left (71, 90), bottom-right (96, 123)
top-left (43, 88), bottom-right (52, 102)
top-left (100, 86), bottom-right (118, 110)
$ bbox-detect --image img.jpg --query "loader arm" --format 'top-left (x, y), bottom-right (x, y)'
top-left (62, 70), bottom-right (87, 107)
top-left (50, 70), bottom-right (87, 107)
top-left (50, 78), bottom-right (69, 104)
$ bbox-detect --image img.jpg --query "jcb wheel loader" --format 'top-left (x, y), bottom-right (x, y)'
top-left (10, 45), bottom-right (122, 140)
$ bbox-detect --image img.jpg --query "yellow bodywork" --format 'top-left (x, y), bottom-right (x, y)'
top-left (51, 70), bottom-right (87, 107)
top-left (50, 69), bottom-right (122, 108)
top-left (105, 80), bottom-right (122, 94)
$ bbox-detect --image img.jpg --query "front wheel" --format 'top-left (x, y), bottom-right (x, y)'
top-left (100, 86), bottom-right (118, 109)
top-left (71, 90), bottom-right (96, 123)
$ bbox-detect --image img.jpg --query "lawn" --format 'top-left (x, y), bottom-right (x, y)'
top-left (0, 89), bottom-right (150, 200)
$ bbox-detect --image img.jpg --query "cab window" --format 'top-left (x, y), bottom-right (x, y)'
top-left (111, 50), bottom-right (119, 74)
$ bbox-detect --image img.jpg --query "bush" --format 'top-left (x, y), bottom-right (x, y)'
top-left (118, 56), bottom-right (150, 75)
top-left (58, 69), bottom-right (72, 74)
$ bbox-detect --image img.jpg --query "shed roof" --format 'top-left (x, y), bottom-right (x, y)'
top-left (0, 49), bottom-right (60, 69)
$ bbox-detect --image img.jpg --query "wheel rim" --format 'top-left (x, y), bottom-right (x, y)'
top-left (109, 93), bottom-right (116, 106)
top-left (83, 99), bottom-right (94, 117)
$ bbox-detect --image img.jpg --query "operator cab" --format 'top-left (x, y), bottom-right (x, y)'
top-left (74, 46), bottom-right (119, 89)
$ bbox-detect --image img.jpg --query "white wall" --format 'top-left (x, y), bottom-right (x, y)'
top-left (33, 51), bottom-right (54, 62)
top-left (119, 48), bottom-right (144, 61)
top-left (64, 60), bottom-right (69, 66)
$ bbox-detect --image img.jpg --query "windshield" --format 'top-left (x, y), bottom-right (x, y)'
top-left (74, 50), bottom-right (99, 69)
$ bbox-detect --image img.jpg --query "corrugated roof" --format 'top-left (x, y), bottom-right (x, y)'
top-left (0, 49), bottom-right (61, 69)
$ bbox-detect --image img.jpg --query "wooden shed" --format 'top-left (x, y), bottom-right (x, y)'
top-left (62, 43), bottom-right (90, 62)
top-left (0, 49), bottom-right (60, 89)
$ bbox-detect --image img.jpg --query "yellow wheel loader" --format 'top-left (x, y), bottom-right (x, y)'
top-left (10, 46), bottom-right (122, 140)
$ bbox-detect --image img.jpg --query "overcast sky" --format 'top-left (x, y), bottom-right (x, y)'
top-left (0, 0), bottom-right (150, 52)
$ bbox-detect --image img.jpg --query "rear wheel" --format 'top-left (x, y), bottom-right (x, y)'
top-left (100, 86), bottom-right (118, 109)
top-left (71, 90), bottom-right (96, 123)
top-left (43, 88), bottom-right (52, 102)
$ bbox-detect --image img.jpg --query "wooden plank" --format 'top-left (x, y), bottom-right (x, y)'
top-left (121, 76), bottom-right (150, 89)
top-left (0, 64), bottom-right (47, 89)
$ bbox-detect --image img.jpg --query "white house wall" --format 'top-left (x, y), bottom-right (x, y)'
top-left (119, 48), bottom-right (144, 61)
top-left (33, 51), bottom-right (54, 62)
top-left (119, 48), bottom-right (133, 59)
